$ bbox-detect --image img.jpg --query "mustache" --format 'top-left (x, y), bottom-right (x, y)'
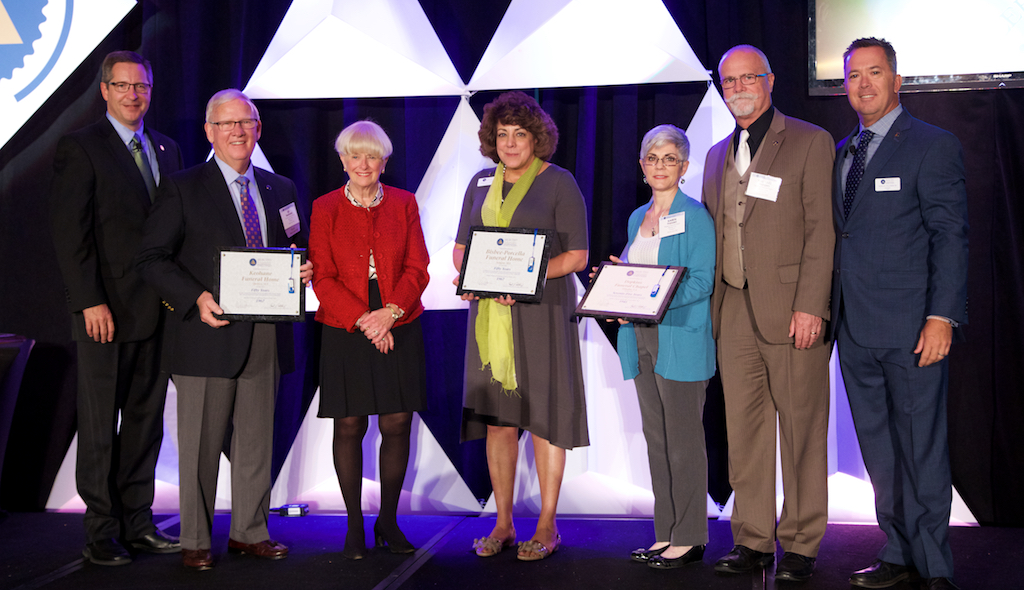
top-left (727, 92), bottom-right (757, 105)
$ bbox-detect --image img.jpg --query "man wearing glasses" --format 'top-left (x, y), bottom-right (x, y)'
top-left (702, 45), bottom-right (835, 582)
top-left (50, 51), bottom-right (184, 565)
top-left (136, 89), bottom-right (312, 570)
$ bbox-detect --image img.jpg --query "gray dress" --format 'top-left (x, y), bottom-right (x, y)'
top-left (456, 164), bottom-right (590, 449)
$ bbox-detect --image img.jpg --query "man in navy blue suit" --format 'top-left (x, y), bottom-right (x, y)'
top-left (832, 38), bottom-right (968, 590)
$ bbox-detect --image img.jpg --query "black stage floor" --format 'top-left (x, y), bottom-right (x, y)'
top-left (1, 512), bottom-right (1020, 590)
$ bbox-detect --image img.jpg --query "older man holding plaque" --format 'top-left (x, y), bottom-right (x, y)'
top-left (135, 88), bottom-right (312, 570)
top-left (453, 91), bottom-right (589, 561)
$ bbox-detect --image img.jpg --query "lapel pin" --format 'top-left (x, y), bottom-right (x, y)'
top-left (159, 144), bottom-right (165, 151)
top-left (266, 185), bottom-right (271, 190)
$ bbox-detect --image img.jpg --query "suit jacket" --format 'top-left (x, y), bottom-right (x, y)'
top-left (50, 118), bottom-right (183, 343)
top-left (832, 109), bottom-right (968, 348)
top-left (703, 110), bottom-right (836, 343)
top-left (135, 160), bottom-right (309, 378)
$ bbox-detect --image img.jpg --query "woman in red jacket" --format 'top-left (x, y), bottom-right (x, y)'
top-left (309, 120), bottom-right (429, 560)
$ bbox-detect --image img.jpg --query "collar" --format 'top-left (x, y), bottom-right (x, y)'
top-left (733, 105), bottom-right (775, 156)
top-left (212, 155), bottom-right (255, 187)
top-left (106, 112), bottom-right (145, 146)
top-left (859, 104), bottom-right (903, 139)
top-left (345, 182), bottom-right (384, 208)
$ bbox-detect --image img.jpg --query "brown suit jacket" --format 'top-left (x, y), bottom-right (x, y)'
top-left (703, 109), bottom-right (835, 344)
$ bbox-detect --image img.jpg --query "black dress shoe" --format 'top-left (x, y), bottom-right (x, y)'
top-left (128, 529), bottom-right (181, 554)
top-left (83, 538), bottom-right (132, 566)
top-left (775, 552), bottom-right (815, 582)
top-left (849, 560), bottom-right (911, 588)
top-left (714, 545), bottom-right (774, 574)
top-left (926, 578), bottom-right (959, 590)
top-left (648, 545), bottom-right (705, 569)
top-left (630, 544), bottom-right (667, 563)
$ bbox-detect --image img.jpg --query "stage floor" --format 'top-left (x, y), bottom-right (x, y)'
top-left (1, 512), bottom-right (1020, 590)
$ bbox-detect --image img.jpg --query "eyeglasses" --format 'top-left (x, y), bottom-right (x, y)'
top-left (208, 119), bottom-right (259, 131)
top-left (106, 81), bottom-right (152, 94)
top-left (644, 154), bottom-right (684, 167)
top-left (719, 73), bottom-right (770, 89)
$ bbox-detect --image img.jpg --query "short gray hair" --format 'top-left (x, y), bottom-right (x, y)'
top-left (718, 44), bottom-right (773, 75)
top-left (640, 124), bottom-right (690, 162)
top-left (205, 89), bottom-right (260, 123)
top-left (334, 120), bottom-right (393, 159)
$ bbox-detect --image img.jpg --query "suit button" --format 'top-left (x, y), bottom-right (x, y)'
top-left (842, 232), bottom-right (849, 238)
top-left (738, 222), bottom-right (744, 227)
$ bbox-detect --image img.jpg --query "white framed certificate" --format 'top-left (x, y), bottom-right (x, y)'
top-left (456, 226), bottom-right (554, 303)
top-left (576, 262), bottom-right (685, 323)
top-left (215, 248), bottom-right (306, 322)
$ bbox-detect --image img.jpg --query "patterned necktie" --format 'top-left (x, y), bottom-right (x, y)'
top-left (236, 176), bottom-right (263, 248)
top-left (736, 129), bottom-right (751, 175)
top-left (130, 135), bottom-right (157, 202)
top-left (843, 129), bottom-right (875, 218)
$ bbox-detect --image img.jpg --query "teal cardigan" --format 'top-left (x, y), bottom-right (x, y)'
top-left (617, 189), bottom-right (716, 382)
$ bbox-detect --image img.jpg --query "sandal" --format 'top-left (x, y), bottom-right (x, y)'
top-left (517, 534), bottom-right (561, 561)
top-left (472, 533), bottom-right (516, 557)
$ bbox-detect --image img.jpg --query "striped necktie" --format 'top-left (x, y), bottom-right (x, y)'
top-left (130, 134), bottom-right (157, 202)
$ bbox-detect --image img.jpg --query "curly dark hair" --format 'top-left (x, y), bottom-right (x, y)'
top-left (478, 91), bottom-right (559, 163)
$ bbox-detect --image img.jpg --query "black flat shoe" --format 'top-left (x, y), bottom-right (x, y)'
top-left (648, 545), bottom-right (705, 569)
top-left (630, 544), bottom-right (668, 563)
top-left (374, 522), bottom-right (414, 554)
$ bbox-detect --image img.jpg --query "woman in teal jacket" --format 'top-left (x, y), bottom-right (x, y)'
top-left (616, 125), bottom-right (716, 569)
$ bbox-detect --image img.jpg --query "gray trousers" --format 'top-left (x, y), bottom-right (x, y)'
top-left (633, 323), bottom-right (709, 546)
top-left (173, 323), bottom-right (279, 550)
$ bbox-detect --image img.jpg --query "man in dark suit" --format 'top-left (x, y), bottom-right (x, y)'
top-left (135, 89), bottom-right (312, 570)
top-left (49, 50), bottom-right (183, 565)
top-left (702, 45), bottom-right (835, 582)
top-left (833, 38), bottom-right (968, 590)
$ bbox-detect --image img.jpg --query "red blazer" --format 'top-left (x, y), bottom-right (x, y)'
top-left (309, 184), bottom-right (429, 331)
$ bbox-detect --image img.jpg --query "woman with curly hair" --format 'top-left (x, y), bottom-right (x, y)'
top-left (453, 91), bottom-right (589, 561)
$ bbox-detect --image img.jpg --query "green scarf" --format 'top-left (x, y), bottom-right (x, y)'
top-left (475, 156), bottom-right (543, 394)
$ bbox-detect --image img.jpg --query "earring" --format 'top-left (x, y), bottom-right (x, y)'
top-left (680, 178), bottom-right (685, 185)
top-left (642, 176), bottom-right (648, 185)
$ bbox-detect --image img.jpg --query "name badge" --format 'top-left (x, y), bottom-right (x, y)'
top-left (875, 177), bottom-right (901, 192)
top-left (279, 202), bottom-right (301, 238)
top-left (659, 211), bottom-right (685, 237)
top-left (746, 172), bottom-right (782, 202)
top-left (477, 176), bottom-right (495, 187)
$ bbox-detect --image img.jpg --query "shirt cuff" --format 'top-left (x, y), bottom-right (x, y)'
top-left (926, 315), bottom-right (958, 327)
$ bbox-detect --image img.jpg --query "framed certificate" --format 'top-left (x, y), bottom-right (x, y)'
top-left (576, 262), bottom-right (686, 324)
top-left (456, 226), bottom-right (554, 303)
top-left (215, 248), bottom-right (306, 322)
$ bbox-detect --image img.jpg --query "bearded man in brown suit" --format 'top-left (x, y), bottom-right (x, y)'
top-left (702, 45), bottom-right (835, 583)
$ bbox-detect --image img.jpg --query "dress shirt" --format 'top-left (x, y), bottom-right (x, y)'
top-left (105, 112), bottom-right (160, 184)
top-left (212, 156), bottom-right (268, 247)
top-left (733, 105), bottom-right (775, 158)
top-left (840, 104), bottom-right (903, 194)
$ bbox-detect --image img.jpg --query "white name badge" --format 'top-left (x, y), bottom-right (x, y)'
top-left (746, 172), bottom-right (782, 202)
top-left (659, 211), bottom-right (685, 237)
top-left (279, 202), bottom-right (301, 238)
top-left (477, 176), bottom-right (495, 187)
top-left (875, 177), bottom-right (901, 192)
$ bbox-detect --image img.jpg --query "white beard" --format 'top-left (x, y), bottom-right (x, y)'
top-left (727, 92), bottom-right (758, 117)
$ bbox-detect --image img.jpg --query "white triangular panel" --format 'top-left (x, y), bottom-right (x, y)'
top-left (0, 0), bottom-right (137, 149)
top-left (270, 389), bottom-right (481, 513)
top-left (681, 84), bottom-right (734, 195)
top-left (422, 239), bottom-right (469, 311)
top-left (468, 0), bottom-right (710, 91)
top-left (245, 0), bottom-right (464, 99)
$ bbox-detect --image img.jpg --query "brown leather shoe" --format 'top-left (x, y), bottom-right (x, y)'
top-left (182, 548), bottom-right (213, 570)
top-left (227, 538), bottom-right (289, 560)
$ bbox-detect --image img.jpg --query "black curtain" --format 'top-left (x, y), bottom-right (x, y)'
top-left (1, 0), bottom-right (1021, 526)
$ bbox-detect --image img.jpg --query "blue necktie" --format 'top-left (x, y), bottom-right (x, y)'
top-left (237, 176), bottom-right (263, 248)
top-left (843, 129), bottom-right (874, 218)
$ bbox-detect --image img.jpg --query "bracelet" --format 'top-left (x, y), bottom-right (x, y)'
top-left (386, 303), bottom-right (404, 320)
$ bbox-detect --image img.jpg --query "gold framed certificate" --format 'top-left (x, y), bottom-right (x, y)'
top-left (456, 226), bottom-right (554, 303)
top-left (576, 262), bottom-right (686, 323)
top-left (215, 248), bottom-right (306, 322)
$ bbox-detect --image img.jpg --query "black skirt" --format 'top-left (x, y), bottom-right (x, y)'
top-left (318, 280), bottom-right (427, 418)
